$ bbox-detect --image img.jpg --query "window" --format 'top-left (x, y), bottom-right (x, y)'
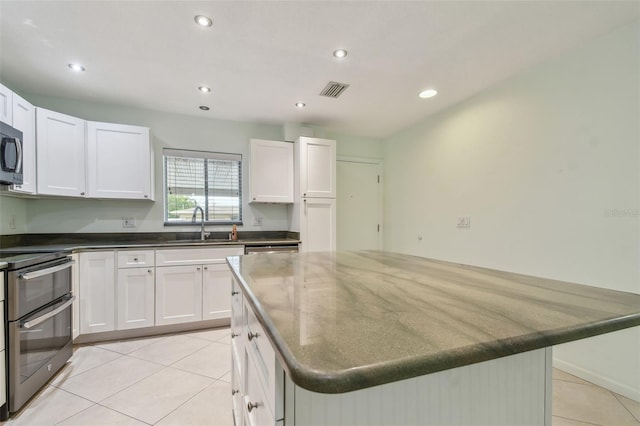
top-left (163, 148), bottom-right (242, 225)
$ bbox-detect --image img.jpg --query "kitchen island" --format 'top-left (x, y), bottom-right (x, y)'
top-left (227, 250), bottom-right (640, 426)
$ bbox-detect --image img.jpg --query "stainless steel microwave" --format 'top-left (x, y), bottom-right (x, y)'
top-left (0, 121), bottom-right (23, 185)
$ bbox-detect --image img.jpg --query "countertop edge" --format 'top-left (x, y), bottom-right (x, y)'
top-left (227, 255), bottom-right (640, 394)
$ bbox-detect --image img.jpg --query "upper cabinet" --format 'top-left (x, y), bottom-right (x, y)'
top-left (36, 108), bottom-right (87, 197)
top-left (32, 107), bottom-right (154, 200)
top-left (0, 84), bottom-right (13, 125)
top-left (86, 121), bottom-right (154, 200)
top-left (297, 137), bottom-right (336, 198)
top-left (249, 139), bottom-right (293, 203)
top-left (10, 93), bottom-right (36, 194)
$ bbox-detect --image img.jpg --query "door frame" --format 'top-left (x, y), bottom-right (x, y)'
top-left (337, 156), bottom-right (384, 250)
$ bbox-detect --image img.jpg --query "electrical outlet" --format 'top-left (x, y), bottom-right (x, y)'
top-left (122, 217), bottom-right (136, 228)
top-left (9, 214), bottom-right (16, 230)
top-left (253, 216), bottom-right (263, 226)
top-left (456, 216), bottom-right (471, 228)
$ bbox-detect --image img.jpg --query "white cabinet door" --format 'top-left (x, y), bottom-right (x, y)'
top-left (300, 198), bottom-right (337, 253)
top-left (36, 108), bottom-right (86, 197)
top-left (79, 251), bottom-right (115, 334)
top-left (86, 121), bottom-right (153, 200)
top-left (117, 267), bottom-right (155, 330)
top-left (10, 93), bottom-right (36, 194)
top-left (298, 137), bottom-right (336, 198)
top-left (0, 83), bottom-right (12, 125)
top-left (155, 265), bottom-right (203, 326)
top-left (250, 139), bottom-right (293, 203)
top-left (202, 263), bottom-right (232, 320)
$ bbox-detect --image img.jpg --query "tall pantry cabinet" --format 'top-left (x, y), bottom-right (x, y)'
top-left (289, 137), bottom-right (337, 253)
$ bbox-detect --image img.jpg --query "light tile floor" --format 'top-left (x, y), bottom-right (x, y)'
top-left (4, 327), bottom-right (640, 426)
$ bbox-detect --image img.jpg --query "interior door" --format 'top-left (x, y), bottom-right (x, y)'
top-left (337, 159), bottom-right (383, 251)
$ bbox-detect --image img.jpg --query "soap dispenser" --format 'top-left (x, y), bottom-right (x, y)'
top-left (231, 224), bottom-right (238, 241)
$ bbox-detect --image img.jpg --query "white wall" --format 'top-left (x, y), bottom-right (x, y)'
top-left (383, 21), bottom-right (640, 399)
top-left (0, 195), bottom-right (28, 236)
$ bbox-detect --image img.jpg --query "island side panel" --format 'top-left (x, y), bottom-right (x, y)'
top-left (291, 347), bottom-right (551, 426)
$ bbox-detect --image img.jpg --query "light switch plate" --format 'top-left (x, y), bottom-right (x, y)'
top-left (122, 217), bottom-right (136, 228)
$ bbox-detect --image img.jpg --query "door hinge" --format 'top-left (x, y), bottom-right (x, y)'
top-left (377, 175), bottom-right (380, 183)
top-left (377, 224), bottom-right (380, 232)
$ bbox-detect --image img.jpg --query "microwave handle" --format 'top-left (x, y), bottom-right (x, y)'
top-left (19, 259), bottom-right (75, 280)
top-left (22, 295), bottom-right (75, 329)
top-left (15, 137), bottom-right (22, 173)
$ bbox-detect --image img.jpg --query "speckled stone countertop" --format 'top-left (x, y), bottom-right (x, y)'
top-left (0, 231), bottom-right (299, 253)
top-left (227, 250), bottom-right (640, 394)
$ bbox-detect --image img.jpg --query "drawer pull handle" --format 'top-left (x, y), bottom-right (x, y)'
top-left (231, 290), bottom-right (239, 296)
top-left (133, 258), bottom-right (139, 262)
top-left (248, 331), bottom-right (259, 341)
top-left (247, 401), bottom-right (259, 413)
top-left (231, 332), bottom-right (240, 338)
top-left (232, 389), bottom-right (239, 396)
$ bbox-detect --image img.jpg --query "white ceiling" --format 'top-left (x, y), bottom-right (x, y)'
top-left (1, 1), bottom-right (638, 139)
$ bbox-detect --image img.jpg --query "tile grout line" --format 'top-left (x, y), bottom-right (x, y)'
top-left (552, 414), bottom-right (603, 426)
top-left (612, 392), bottom-right (640, 424)
top-left (150, 379), bottom-right (227, 425)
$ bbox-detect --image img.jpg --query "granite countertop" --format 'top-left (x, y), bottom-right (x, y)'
top-left (0, 232), bottom-right (299, 253)
top-left (227, 250), bottom-right (640, 394)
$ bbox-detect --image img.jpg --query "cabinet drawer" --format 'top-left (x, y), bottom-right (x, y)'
top-left (244, 347), bottom-right (276, 426)
top-left (156, 247), bottom-right (244, 266)
top-left (231, 278), bottom-right (244, 363)
top-left (117, 250), bottom-right (155, 268)
top-left (232, 356), bottom-right (243, 426)
top-left (244, 300), bottom-right (276, 413)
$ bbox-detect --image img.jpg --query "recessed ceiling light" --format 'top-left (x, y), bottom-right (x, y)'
top-left (68, 63), bottom-right (85, 72)
top-left (333, 49), bottom-right (348, 59)
top-left (194, 15), bottom-right (213, 27)
top-left (198, 86), bottom-right (211, 93)
top-left (199, 105), bottom-right (210, 111)
top-left (418, 89), bottom-right (438, 99)
top-left (295, 102), bottom-right (306, 108)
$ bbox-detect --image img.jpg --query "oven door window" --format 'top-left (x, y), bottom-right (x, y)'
top-left (18, 297), bottom-right (72, 384)
top-left (17, 261), bottom-right (72, 318)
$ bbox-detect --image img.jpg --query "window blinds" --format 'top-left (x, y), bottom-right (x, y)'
top-left (164, 148), bottom-right (242, 224)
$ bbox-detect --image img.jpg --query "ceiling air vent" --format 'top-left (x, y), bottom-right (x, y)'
top-left (319, 81), bottom-right (350, 98)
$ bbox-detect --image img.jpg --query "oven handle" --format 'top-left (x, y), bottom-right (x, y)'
top-left (22, 295), bottom-right (76, 329)
top-left (19, 259), bottom-right (75, 280)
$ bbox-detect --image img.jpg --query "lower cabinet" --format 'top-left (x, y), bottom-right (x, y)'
top-left (155, 265), bottom-right (203, 326)
top-left (232, 276), bottom-right (284, 426)
top-left (78, 246), bottom-right (244, 336)
top-left (79, 251), bottom-right (116, 334)
top-left (117, 267), bottom-right (155, 330)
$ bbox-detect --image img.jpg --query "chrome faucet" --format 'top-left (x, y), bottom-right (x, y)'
top-left (191, 206), bottom-right (210, 241)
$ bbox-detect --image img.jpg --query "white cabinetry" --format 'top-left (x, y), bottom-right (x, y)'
top-left (298, 137), bottom-right (336, 198)
top-left (117, 250), bottom-right (155, 330)
top-left (232, 276), bottom-right (284, 426)
top-left (155, 265), bottom-right (203, 326)
top-left (10, 93), bottom-right (36, 194)
top-left (36, 108), bottom-right (86, 197)
top-left (0, 83), bottom-right (12, 125)
top-left (87, 121), bottom-right (154, 200)
top-left (300, 198), bottom-right (336, 253)
top-left (155, 247), bottom-right (243, 326)
top-left (79, 251), bottom-right (115, 334)
top-left (249, 139), bottom-right (293, 203)
top-left (290, 137), bottom-right (337, 252)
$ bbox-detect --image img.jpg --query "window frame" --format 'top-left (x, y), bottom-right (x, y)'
top-left (162, 148), bottom-right (243, 226)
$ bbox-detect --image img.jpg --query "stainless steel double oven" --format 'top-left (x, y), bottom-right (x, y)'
top-left (2, 252), bottom-right (74, 419)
